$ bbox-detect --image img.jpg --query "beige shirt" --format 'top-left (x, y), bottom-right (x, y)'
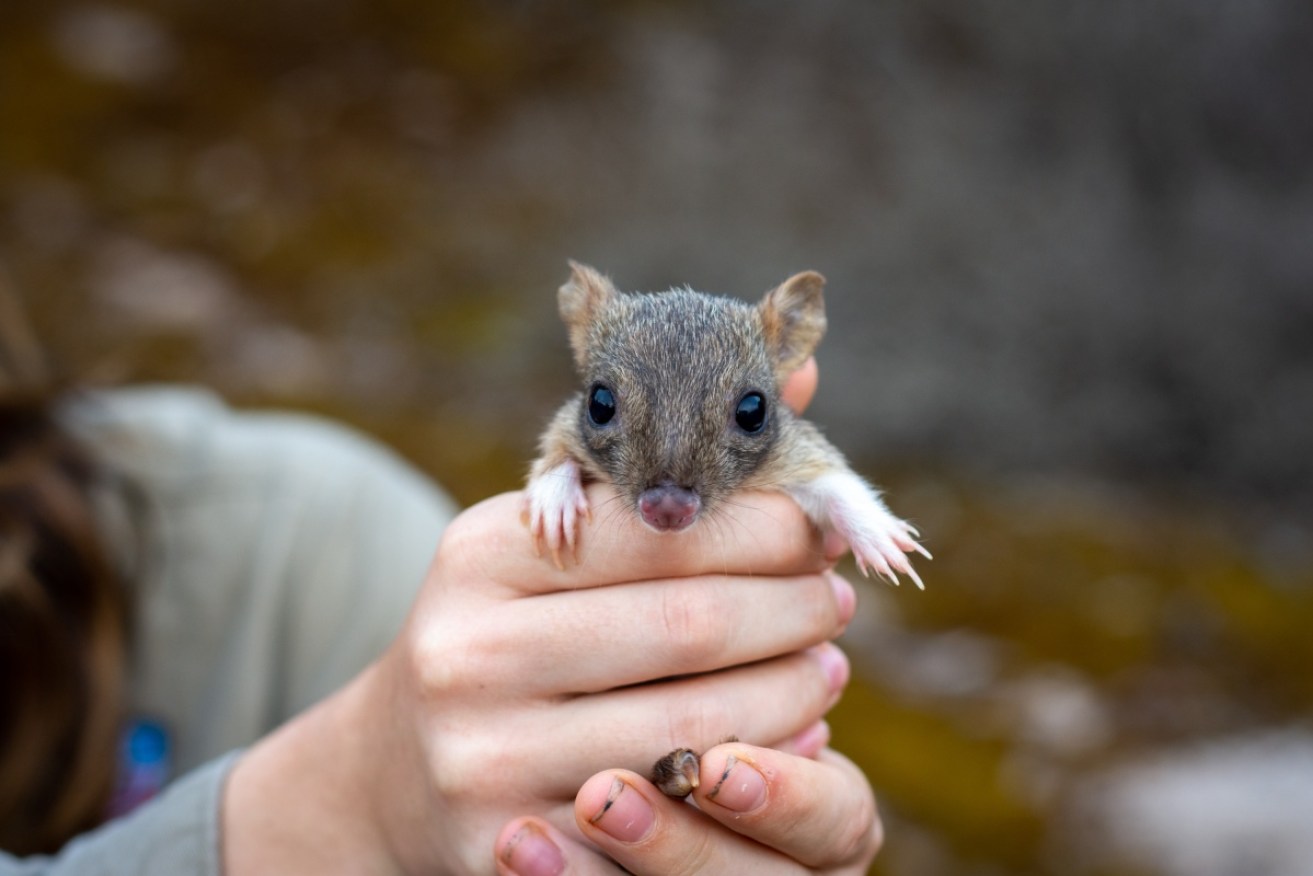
top-left (3, 387), bottom-right (458, 874)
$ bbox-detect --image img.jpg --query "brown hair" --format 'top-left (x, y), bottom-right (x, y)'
top-left (0, 278), bottom-right (131, 854)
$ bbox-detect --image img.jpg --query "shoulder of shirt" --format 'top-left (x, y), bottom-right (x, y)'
top-left (59, 383), bottom-right (459, 519)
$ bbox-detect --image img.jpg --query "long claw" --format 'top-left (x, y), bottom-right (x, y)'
top-left (906, 565), bottom-right (925, 591)
top-left (800, 471), bottom-right (930, 590)
top-left (564, 518), bottom-right (579, 563)
top-left (524, 458), bottom-right (590, 570)
top-left (870, 553), bottom-right (899, 586)
top-left (883, 543), bottom-right (927, 590)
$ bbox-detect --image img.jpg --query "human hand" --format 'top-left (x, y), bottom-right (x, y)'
top-left (378, 481), bottom-right (856, 873)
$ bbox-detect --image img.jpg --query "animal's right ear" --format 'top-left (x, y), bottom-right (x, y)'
top-left (559, 261), bottom-right (618, 369)
top-left (758, 270), bottom-right (827, 384)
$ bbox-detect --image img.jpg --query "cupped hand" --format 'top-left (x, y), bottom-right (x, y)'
top-left (371, 482), bottom-right (854, 874)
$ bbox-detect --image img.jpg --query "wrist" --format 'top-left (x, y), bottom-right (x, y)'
top-left (221, 661), bottom-right (401, 875)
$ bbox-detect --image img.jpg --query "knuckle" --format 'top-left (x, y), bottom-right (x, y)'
top-left (869, 806), bottom-right (886, 860)
top-left (426, 731), bottom-right (502, 804)
top-left (658, 585), bottom-right (726, 668)
top-left (433, 494), bottom-right (526, 581)
top-left (835, 788), bottom-right (881, 864)
top-left (433, 510), bottom-right (492, 578)
top-left (406, 621), bottom-right (488, 699)
top-left (662, 689), bottom-right (732, 751)
top-left (666, 829), bottom-right (717, 876)
top-left (798, 574), bottom-right (836, 634)
top-left (427, 738), bottom-right (476, 801)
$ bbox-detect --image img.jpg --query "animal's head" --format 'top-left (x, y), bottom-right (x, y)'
top-left (558, 262), bottom-right (826, 531)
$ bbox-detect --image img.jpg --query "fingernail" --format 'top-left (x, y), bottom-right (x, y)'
top-left (812, 642), bottom-right (850, 694)
top-left (790, 719), bottom-right (831, 759)
top-left (588, 777), bottom-right (655, 843)
top-left (704, 754), bottom-right (768, 812)
top-left (829, 572), bottom-right (856, 627)
top-left (501, 823), bottom-right (565, 876)
top-left (823, 530), bottom-right (848, 562)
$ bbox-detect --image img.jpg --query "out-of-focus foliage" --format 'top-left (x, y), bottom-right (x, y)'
top-left (833, 473), bottom-right (1313, 873)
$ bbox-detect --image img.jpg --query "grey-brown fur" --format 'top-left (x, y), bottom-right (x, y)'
top-left (531, 262), bottom-right (840, 520)
top-left (649, 747), bottom-right (700, 798)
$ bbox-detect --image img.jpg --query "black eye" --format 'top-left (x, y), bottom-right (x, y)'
top-left (588, 384), bottom-right (616, 425)
top-left (735, 392), bottom-right (767, 433)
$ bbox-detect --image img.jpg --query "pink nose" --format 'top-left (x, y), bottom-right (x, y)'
top-left (638, 485), bottom-right (701, 532)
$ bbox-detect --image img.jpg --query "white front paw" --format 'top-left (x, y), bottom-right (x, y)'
top-left (848, 512), bottom-right (931, 590)
top-left (525, 458), bottom-right (590, 568)
top-left (790, 471), bottom-right (930, 590)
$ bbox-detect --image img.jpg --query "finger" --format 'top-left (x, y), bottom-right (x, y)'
top-left (575, 770), bottom-right (797, 876)
top-left (496, 816), bottom-right (625, 876)
top-left (487, 571), bottom-right (855, 696)
top-left (447, 488), bottom-right (829, 596)
top-left (519, 644), bottom-right (849, 798)
top-left (691, 744), bottom-right (882, 870)
top-left (780, 356), bottom-right (818, 414)
top-left (446, 645), bottom-right (848, 805)
top-left (773, 719), bottom-right (832, 760)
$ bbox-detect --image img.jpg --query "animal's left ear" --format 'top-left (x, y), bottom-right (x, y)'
top-left (758, 271), bottom-right (827, 383)
top-left (559, 261), bottom-right (619, 371)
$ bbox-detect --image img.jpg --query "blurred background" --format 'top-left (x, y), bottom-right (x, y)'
top-left (3, 1), bottom-right (1312, 873)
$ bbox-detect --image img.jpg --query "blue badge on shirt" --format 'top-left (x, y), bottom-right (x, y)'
top-left (107, 718), bottom-right (172, 818)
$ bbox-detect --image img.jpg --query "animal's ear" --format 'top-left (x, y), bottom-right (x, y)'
top-left (559, 261), bottom-right (618, 369)
top-left (758, 271), bottom-right (827, 382)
